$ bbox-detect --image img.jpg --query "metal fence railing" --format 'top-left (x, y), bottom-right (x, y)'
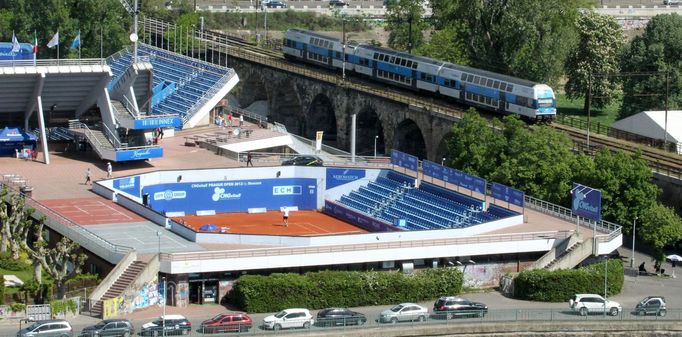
top-left (0, 58), bottom-right (108, 67)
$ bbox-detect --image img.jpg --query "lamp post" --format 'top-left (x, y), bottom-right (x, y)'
top-left (162, 276), bottom-right (167, 337)
top-left (631, 216), bottom-right (637, 268)
top-left (441, 157), bottom-right (446, 166)
top-left (341, 11), bottom-right (347, 82)
top-left (374, 135), bottom-right (378, 158)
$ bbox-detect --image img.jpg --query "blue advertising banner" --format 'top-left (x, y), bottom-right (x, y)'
top-left (0, 43), bottom-right (33, 61)
top-left (113, 176), bottom-right (141, 198)
top-left (324, 201), bottom-right (398, 232)
top-left (390, 150), bottom-right (418, 172)
top-left (326, 168), bottom-right (366, 190)
top-left (143, 178), bottom-right (317, 214)
top-left (460, 173), bottom-right (486, 194)
top-left (571, 182), bottom-right (602, 222)
top-left (422, 160), bottom-right (444, 181)
top-left (132, 116), bottom-right (183, 129)
top-left (491, 182), bottom-right (525, 208)
top-left (115, 147), bottom-right (164, 161)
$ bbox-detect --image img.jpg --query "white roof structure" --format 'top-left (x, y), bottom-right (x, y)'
top-left (611, 110), bottom-right (682, 154)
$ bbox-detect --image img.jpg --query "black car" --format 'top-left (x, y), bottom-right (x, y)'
top-left (140, 315), bottom-right (192, 336)
top-left (265, 0), bottom-right (287, 8)
top-left (316, 308), bottom-right (367, 327)
top-left (329, 0), bottom-right (347, 7)
top-left (635, 296), bottom-right (667, 316)
top-left (433, 296), bottom-right (488, 318)
top-left (281, 155), bottom-right (323, 166)
top-left (80, 320), bottom-right (134, 337)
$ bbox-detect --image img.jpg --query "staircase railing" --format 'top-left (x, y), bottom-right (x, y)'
top-left (101, 121), bottom-right (123, 148)
top-left (68, 120), bottom-right (111, 158)
top-left (183, 69), bottom-right (236, 124)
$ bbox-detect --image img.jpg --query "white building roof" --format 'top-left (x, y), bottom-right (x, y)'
top-left (611, 110), bottom-right (682, 143)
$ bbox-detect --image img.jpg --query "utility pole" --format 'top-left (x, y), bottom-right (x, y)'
top-left (586, 73), bottom-right (592, 150)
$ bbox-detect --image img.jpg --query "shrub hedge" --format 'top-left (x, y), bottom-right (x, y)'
top-left (514, 259), bottom-right (624, 302)
top-left (233, 268), bottom-right (463, 313)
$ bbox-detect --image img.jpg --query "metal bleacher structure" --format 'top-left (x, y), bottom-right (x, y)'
top-left (339, 171), bottom-right (514, 231)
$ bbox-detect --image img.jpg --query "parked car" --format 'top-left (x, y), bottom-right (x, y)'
top-left (378, 303), bottom-right (428, 323)
top-left (664, 0), bottom-right (680, 5)
top-left (17, 320), bottom-right (73, 337)
top-left (329, 0), bottom-right (347, 7)
top-left (569, 294), bottom-right (622, 316)
top-left (316, 308), bottom-right (367, 327)
top-left (432, 296), bottom-right (488, 318)
top-left (264, 0), bottom-right (287, 8)
top-left (281, 155), bottom-right (323, 166)
top-left (635, 296), bottom-right (667, 316)
top-left (80, 320), bottom-right (134, 337)
top-left (262, 308), bottom-right (314, 331)
top-left (200, 312), bottom-right (252, 333)
top-left (140, 315), bottom-right (192, 336)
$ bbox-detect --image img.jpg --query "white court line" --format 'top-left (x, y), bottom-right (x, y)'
top-left (97, 201), bottom-right (135, 220)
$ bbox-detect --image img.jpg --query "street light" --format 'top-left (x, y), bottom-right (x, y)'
top-left (441, 157), bottom-right (446, 166)
top-left (373, 135), bottom-right (378, 158)
top-left (162, 276), bottom-right (167, 337)
top-left (156, 231), bottom-right (162, 262)
top-left (631, 216), bottom-right (637, 268)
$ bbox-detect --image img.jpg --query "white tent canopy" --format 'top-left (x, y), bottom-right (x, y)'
top-left (611, 110), bottom-right (682, 154)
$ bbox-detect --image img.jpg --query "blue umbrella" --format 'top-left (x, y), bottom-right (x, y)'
top-left (200, 224), bottom-right (219, 231)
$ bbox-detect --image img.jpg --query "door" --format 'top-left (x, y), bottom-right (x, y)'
top-left (102, 322), bottom-right (118, 337)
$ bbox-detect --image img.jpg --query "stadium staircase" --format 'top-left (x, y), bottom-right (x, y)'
top-left (90, 260), bottom-right (148, 317)
top-left (67, 120), bottom-right (119, 161)
top-left (529, 232), bottom-right (594, 270)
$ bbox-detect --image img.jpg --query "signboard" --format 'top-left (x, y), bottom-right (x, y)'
top-left (0, 42), bottom-right (33, 61)
top-left (422, 160), bottom-right (444, 181)
top-left (326, 168), bottom-right (366, 190)
top-left (571, 182), bottom-right (602, 222)
top-left (491, 182), bottom-right (525, 208)
top-left (390, 149), bottom-right (418, 172)
top-left (132, 116), bottom-right (182, 129)
top-left (324, 201), bottom-right (398, 232)
top-left (460, 173), bottom-right (486, 194)
top-left (115, 147), bottom-right (164, 161)
top-left (113, 176), bottom-right (141, 198)
top-left (315, 131), bottom-right (323, 152)
top-left (143, 178), bottom-right (317, 214)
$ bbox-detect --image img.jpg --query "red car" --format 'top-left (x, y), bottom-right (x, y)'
top-left (200, 313), bottom-right (252, 333)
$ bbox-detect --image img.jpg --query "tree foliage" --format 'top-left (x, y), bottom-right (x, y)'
top-left (384, 0), bottom-right (427, 52)
top-left (619, 13), bottom-right (682, 119)
top-left (415, 25), bottom-right (468, 65)
top-left (430, 0), bottom-right (581, 84)
top-left (564, 11), bottom-right (625, 110)
top-left (638, 204), bottom-right (682, 258)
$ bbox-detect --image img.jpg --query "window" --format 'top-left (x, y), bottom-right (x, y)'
top-left (400, 59), bottom-right (407, 66)
top-left (486, 79), bottom-right (493, 87)
top-left (500, 83), bottom-right (507, 91)
top-left (461, 73), bottom-right (467, 80)
top-left (412, 62), bottom-right (418, 69)
top-left (407, 61), bottom-right (413, 68)
top-left (473, 76), bottom-right (480, 84)
top-left (507, 84), bottom-right (514, 92)
top-left (467, 74), bottom-right (474, 82)
top-left (373, 52), bottom-right (378, 59)
top-left (493, 80), bottom-right (500, 89)
top-left (390, 56), bottom-right (395, 63)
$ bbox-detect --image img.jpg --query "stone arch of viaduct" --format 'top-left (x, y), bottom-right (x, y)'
top-left (226, 59), bottom-right (455, 162)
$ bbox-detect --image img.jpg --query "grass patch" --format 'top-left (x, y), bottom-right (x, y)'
top-left (556, 94), bottom-right (620, 127)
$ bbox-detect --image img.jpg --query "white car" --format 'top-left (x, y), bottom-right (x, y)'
top-left (569, 294), bottom-right (622, 316)
top-left (262, 308), bottom-right (314, 330)
top-left (378, 303), bottom-right (428, 323)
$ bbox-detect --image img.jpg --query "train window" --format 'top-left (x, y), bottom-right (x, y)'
top-left (461, 73), bottom-right (467, 81)
top-left (487, 79), bottom-right (493, 87)
top-left (467, 74), bottom-right (473, 82)
top-left (412, 62), bottom-right (418, 69)
top-left (390, 56), bottom-right (395, 63)
top-left (444, 79), bottom-right (450, 87)
top-left (373, 53), bottom-right (378, 60)
top-left (485, 97), bottom-right (491, 105)
top-left (473, 76), bottom-right (480, 84)
top-left (500, 83), bottom-right (507, 91)
top-left (507, 85), bottom-right (514, 92)
top-left (401, 59), bottom-right (406, 66)
top-left (493, 81), bottom-right (500, 89)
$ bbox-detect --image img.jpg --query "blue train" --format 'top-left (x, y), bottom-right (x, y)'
top-left (282, 29), bottom-right (556, 121)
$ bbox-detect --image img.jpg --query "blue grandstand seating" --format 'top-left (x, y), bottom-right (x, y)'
top-left (107, 44), bottom-right (231, 123)
top-left (332, 170), bottom-right (520, 232)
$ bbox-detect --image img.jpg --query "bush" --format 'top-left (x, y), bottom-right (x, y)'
top-left (50, 299), bottom-right (78, 317)
top-left (10, 303), bottom-right (26, 312)
top-left (0, 255), bottom-right (28, 271)
top-left (233, 268), bottom-right (463, 313)
top-left (513, 259), bottom-right (624, 302)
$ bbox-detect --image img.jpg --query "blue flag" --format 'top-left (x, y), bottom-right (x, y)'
top-left (70, 31), bottom-right (80, 49)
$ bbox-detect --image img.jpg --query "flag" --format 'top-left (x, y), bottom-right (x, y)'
top-left (47, 31), bottom-right (59, 48)
top-left (70, 31), bottom-right (80, 49)
top-left (11, 31), bottom-right (21, 53)
top-left (33, 31), bottom-right (38, 54)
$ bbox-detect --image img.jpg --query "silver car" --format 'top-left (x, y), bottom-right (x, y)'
top-left (17, 320), bottom-right (73, 337)
top-left (378, 303), bottom-right (428, 323)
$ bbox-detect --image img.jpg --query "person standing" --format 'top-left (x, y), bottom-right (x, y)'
top-left (246, 152), bottom-right (253, 167)
top-left (239, 114), bottom-right (244, 128)
top-left (85, 168), bottom-right (92, 185)
top-left (106, 162), bottom-right (113, 178)
top-left (283, 208), bottom-right (289, 227)
top-left (228, 113), bottom-right (233, 127)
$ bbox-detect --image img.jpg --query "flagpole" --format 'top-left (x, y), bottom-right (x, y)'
top-left (57, 30), bottom-right (60, 63)
top-left (78, 30), bottom-right (81, 59)
top-left (100, 27), bottom-right (103, 59)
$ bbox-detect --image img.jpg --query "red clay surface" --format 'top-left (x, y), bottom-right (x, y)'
top-left (39, 198), bottom-right (145, 225)
top-left (173, 210), bottom-right (367, 236)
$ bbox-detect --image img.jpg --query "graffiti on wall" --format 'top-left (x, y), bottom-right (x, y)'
top-left (102, 296), bottom-right (125, 320)
top-left (133, 279), bottom-right (160, 309)
top-left (461, 262), bottom-right (522, 288)
top-left (177, 281), bottom-right (189, 308)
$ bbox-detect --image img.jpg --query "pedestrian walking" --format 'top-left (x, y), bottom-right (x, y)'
top-left (85, 168), bottom-right (92, 185)
top-left (239, 114), bottom-right (244, 127)
top-left (228, 113), bottom-right (233, 127)
top-left (246, 152), bottom-right (253, 167)
top-left (283, 208), bottom-right (289, 227)
top-left (106, 162), bottom-right (113, 179)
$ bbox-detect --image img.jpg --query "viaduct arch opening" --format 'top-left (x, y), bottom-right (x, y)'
top-left (393, 119), bottom-right (427, 160)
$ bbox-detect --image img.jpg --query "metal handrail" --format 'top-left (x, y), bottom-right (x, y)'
top-left (68, 120), bottom-right (108, 156)
top-left (227, 106), bottom-right (268, 128)
top-left (184, 69), bottom-right (236, 124)
top-left (0, 58), bottom-right (107, 67)
top-left (121, 95), bottom-right (139, 116)
top-left (101, 121), bottom-right (122, 148)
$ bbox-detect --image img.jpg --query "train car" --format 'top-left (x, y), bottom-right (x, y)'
top-left (283, 28), bottom-right (344, 69)
top-left (354, 45), bottom-right (443, 92)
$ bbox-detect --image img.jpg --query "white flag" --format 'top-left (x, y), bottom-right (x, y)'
top-left (47, 31), bottom-right (59, 48)
top-left (11, 31), bottom-right (21, 53)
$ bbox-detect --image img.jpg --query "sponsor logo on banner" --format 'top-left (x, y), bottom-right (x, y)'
top-left (211, 187), bottom-right (242, 201)
top-left (273, 185), bottom-right (302, 195)
top-left (326, 168), bottom-right (366, 189)
top-left (118, 177), bottom-right (136, 190)
top-left (571, 182), bottom-right (601, 221)
top-left (154, 190), bottom-right (187, 201)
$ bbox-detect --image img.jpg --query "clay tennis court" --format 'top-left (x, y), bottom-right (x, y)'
top-left (173, 210), bottom-right (368, 236)
top-left (39, 198), bottom-right (145, 225)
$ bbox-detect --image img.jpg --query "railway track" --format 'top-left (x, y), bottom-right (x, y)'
top-left (145, 18), bottom-right (682, 178)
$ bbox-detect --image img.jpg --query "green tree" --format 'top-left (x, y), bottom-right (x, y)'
top-left (384, 0), bottom-right (427, 52)
top-left (564, 11), bottom-right (625, 111)
top-left (638, 204), bottom-right (682, 258)
top-left (446, 109), bottom-right (506, 178)
top-left (438, 0), bottom-right (581, 84)
top-left (619, 13), bottom-right (682, 119)
top-left (415, 25), bottom-right (468, 65)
